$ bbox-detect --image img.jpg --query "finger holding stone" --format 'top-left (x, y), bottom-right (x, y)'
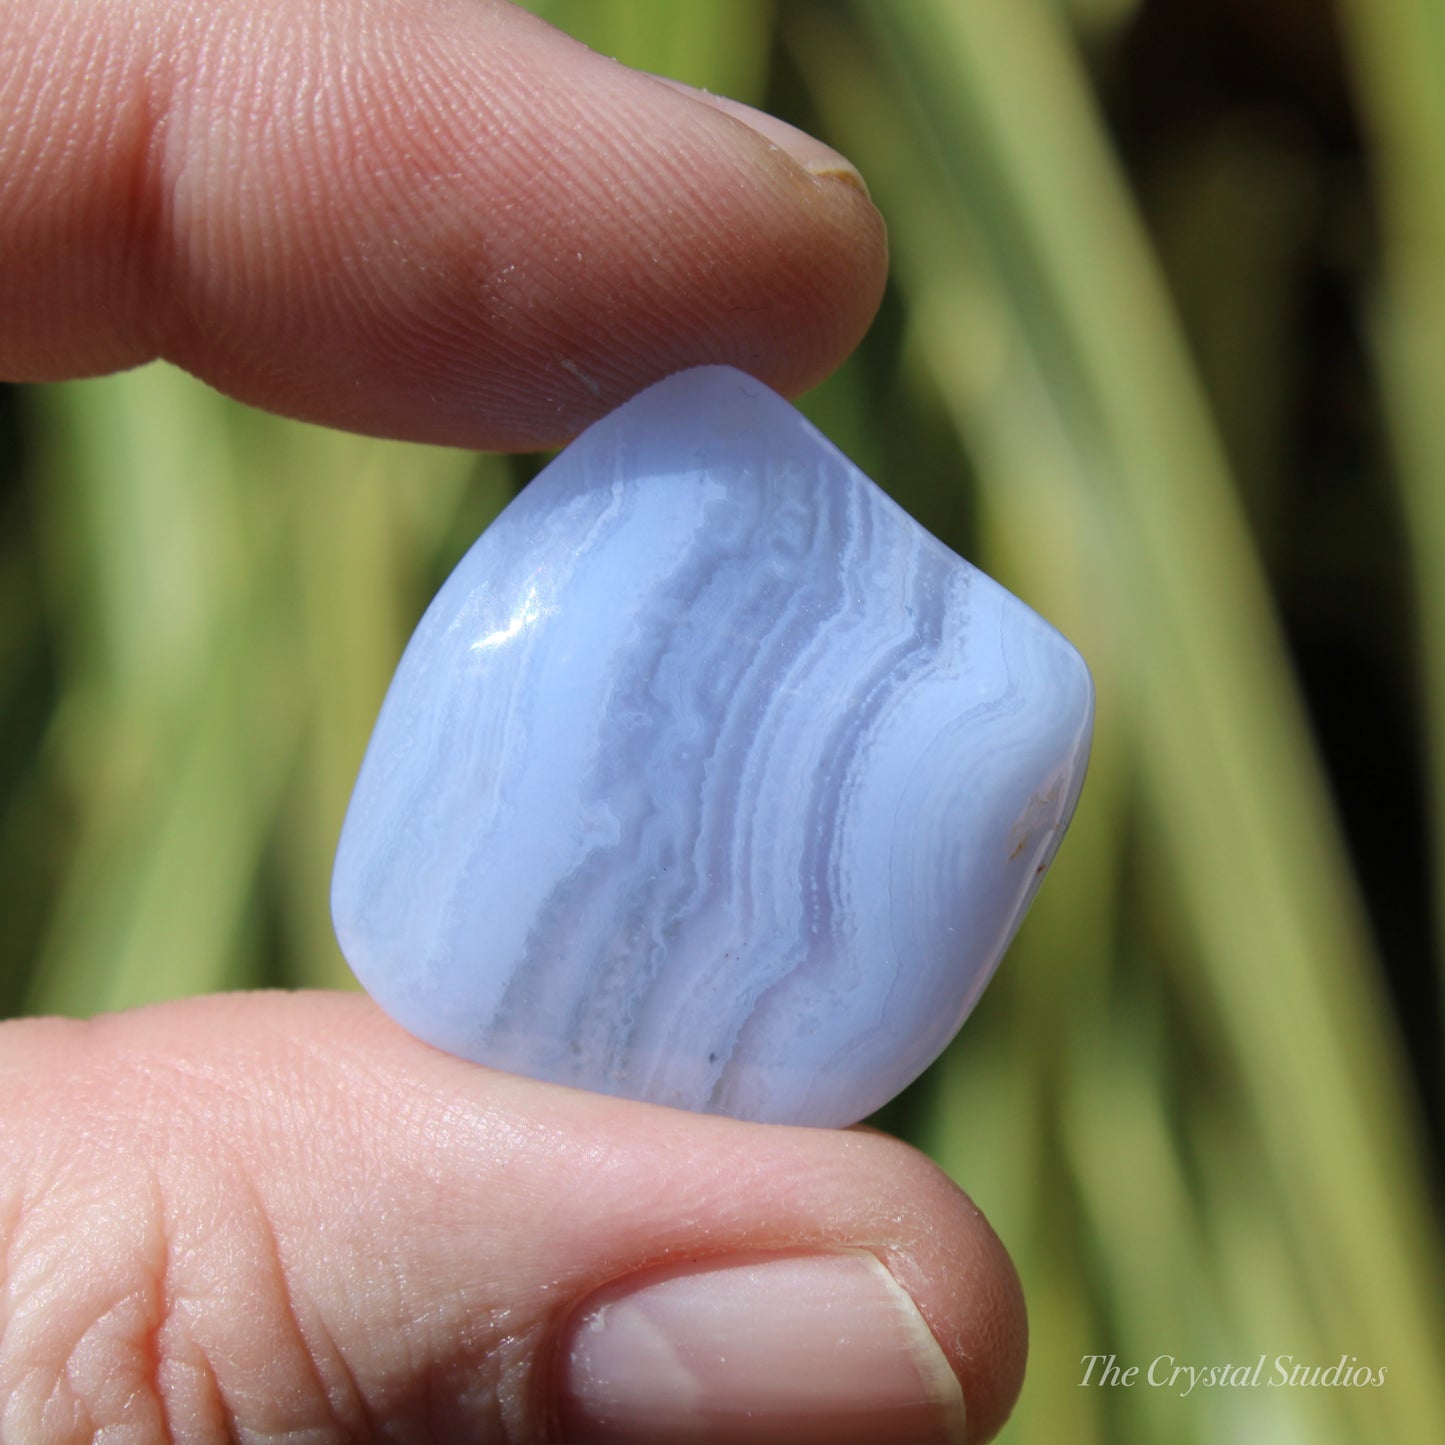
top-left (0, 0), bottom-right (886, 449)
top-left (0, 992), bottom-right (1025, 1443)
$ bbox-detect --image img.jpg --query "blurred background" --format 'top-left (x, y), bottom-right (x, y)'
top-left (2, 0), bottom-right (1443, 1439)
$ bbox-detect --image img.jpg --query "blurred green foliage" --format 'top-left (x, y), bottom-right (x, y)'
top-left (2, 1), bottom-right (1442, 1441)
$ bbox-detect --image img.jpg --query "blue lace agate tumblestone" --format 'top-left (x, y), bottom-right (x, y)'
top-left (332, 366), bottom-right (1093, 1126)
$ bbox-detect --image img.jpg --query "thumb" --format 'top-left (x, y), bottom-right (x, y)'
top-left (0, 993), bottom-right (1025, 1442)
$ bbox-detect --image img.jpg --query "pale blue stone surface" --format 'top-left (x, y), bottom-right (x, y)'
top-left (332, 366), bottom-right (1093, 1127)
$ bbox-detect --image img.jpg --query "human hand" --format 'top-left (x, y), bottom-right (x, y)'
top-left (0, 2), bottom-right (1026, 1440)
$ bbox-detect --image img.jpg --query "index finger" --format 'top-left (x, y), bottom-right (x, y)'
top-left (0, 0), bottom-right (886, 448)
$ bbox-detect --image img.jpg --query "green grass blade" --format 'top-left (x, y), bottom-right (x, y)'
top-left (1338, 0), bottom-right (1445, 1116)
top-left (520, 0), bottom-right (775, 101)
top-left (23, 366), bottom-right (298, 1009)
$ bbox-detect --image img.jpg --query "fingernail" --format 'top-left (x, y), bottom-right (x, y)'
top-left (650, 76), bottom-right (871, 195)
top-left (559, 1250), bottom-right (966, 1444)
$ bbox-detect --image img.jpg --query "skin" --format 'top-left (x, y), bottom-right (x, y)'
top-left (0, 0), bottom-right (1028, 1439)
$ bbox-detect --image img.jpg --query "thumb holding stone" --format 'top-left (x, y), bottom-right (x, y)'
top-left (0, 992), bottom-right (1024, 1441)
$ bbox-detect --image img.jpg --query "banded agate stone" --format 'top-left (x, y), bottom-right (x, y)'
top-left (332, 366), bottom-right (1093, 1127)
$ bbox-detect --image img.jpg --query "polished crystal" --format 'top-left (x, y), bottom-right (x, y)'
top-left (332, 366), bottom-right (1093, 1126)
